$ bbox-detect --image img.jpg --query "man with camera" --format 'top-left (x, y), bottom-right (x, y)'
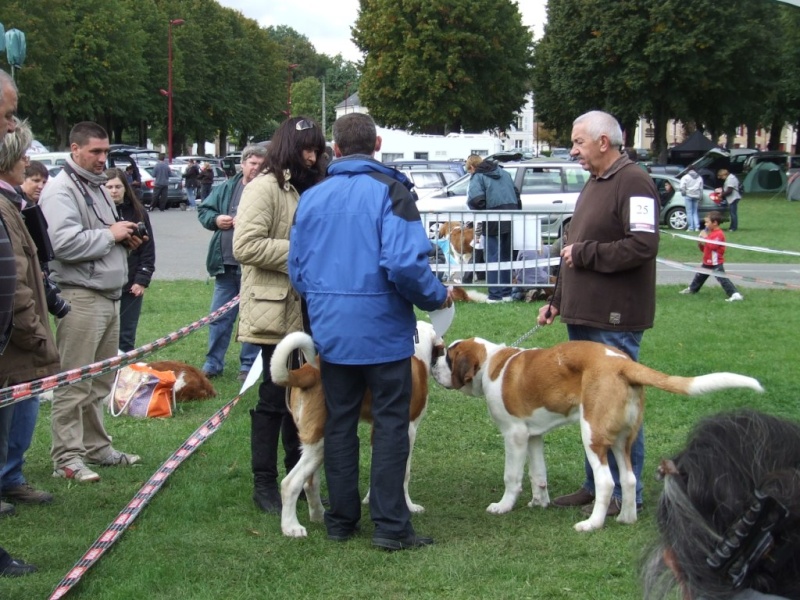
top-left (39, 121), bottom-right (145, 483)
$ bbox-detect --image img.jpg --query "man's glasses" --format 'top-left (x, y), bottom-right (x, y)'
top-left (296, 119), bottom-right (314, 131)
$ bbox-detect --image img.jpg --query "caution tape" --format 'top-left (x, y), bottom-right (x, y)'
top-left (0, 296), bottom-right (239, 408)
top-left (665, 231), bottom-right (800, 257)
top-left (48, 394), bottom-right (242, 600)
top-left (656, 257), bottom-right (800, 290)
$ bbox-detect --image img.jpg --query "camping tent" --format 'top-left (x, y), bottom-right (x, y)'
top-left (742, 161), bottom-right (787, 193)
top-left (786, 173), bottom-right (800, 201)
top-left (668, 131), bottom-right (717, 165)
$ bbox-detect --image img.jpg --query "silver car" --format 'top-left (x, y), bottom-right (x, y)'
top-left (651, 173), bottom-right (730, 230)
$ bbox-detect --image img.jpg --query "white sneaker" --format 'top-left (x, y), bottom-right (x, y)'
top-left (53, 462), bottom-right (101, 482)
top-left (502, 296), bottom-right (514, 302)
top-left (486, 299), bottom-right (501, 304)
top-left (726, 293), bottom-right (744, 302)
top-left (89, 449), bottom-right (141, 467)
top-left (679, 288), bottom-right (694, 295)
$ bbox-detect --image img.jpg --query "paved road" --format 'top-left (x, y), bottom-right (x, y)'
top-left (150, 209), bottom-right (800, 289)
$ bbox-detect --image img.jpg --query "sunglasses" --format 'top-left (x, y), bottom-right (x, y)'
top-left (295, 119), bottom-right (314, 131)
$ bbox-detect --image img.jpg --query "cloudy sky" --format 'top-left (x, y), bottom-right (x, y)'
top-left (217, 0), bottom-right (547, 62)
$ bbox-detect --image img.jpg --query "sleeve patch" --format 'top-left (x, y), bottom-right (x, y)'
top-left (629, 196), bottom-right (657, 233)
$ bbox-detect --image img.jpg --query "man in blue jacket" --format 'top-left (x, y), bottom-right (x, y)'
top-left (290, 113), bottom-right (452, 551)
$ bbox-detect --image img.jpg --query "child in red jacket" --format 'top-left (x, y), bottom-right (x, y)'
top-left (679, 211), bottom-right (743, 301)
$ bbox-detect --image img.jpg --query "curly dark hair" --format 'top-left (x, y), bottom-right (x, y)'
top-left (264, 116), bottom-right (327, 193)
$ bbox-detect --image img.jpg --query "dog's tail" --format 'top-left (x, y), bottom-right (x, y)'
top-left (270, 331), bottom-right (318, 388)
top-left (451, 286), bottom-right (488, 303)
top-left (623, 362), bottom-right (764, 396)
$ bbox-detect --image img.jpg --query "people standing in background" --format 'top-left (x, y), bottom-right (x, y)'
top-left (39, 121), bottom-right (144, 483)
top-left (679, 166), bottom-right (703, 232)
top-left (716, 168), bottom-right (741, 231)
top-left (197, 146), bottom-right (266, 381)
top-left (105, 168), bottom-right (156, 351)
top-left (183, 158), bottom-right (200, 210)
top-left (466, 154), bottom-right (521, 303)
top-left (0, 118), bottom-right (60, 509)
top-left (19, 160), bottom-right (48, 204)
top-left (198, 161), bottom-right (214, 201)
top-left (233, 116), bottom-right (326, 513)
top-left (538, 110), bottom-right (659, 519)
top-left (151, 153), bottom-right (171, 212)
top-left (679, 211), bottom-right (743, 302)
top-left (124, 165), bottom-right (143, 201)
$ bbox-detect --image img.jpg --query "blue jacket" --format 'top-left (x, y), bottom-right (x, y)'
top-left (289, 156), bottom-right (447, 364)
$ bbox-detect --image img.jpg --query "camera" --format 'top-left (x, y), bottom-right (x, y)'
top-left (43, 273), bottom-right (71, 318)
top-left (132, 222), bottom-right (148, 239)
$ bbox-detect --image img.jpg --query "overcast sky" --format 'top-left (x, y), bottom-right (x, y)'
top-left (216, 0), bottom-right (547, 62)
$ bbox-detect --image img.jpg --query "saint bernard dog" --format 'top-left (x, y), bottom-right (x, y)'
top-left (432, 337), bottom-right (764, 531)
top-left (270, 321), bottom-right (443, 538)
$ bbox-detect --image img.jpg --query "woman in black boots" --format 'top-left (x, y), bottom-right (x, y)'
top-left (232, 117), bottom-right (327, 513)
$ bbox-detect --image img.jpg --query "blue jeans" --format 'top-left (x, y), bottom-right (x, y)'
top-left (202, 266), bottom-right (260, 375)
top-left (0, 397), bottom-right (39, 489)
top-left (566, 325), bottom-right (645, 505)
top-left (185, 184), bottom-right (198, 208)
top-left (729, 200), bottom-right (739, 231)
top-left (485, 231), bottom-right (513, 300)
top-left (0, 404), bottom-right (13, 496)
top-left (684, 195), bottom-right (700, 231)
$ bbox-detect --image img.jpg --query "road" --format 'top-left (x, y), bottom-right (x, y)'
top-left (150, 210), bottom-right (800, 289)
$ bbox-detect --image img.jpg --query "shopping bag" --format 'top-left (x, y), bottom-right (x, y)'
top-left (108, 363), bottom-right (176, 418)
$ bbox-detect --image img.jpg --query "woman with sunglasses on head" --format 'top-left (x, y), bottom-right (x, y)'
top-left (233, 116), bottom-right (327, 513)
top-left (104, 167), bottom-right (155, 352)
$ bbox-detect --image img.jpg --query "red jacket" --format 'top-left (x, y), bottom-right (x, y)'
top-left (699, 228), bottom-right (726, 266)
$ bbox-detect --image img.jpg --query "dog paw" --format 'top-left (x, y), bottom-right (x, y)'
top-left (573, 518), bottom-right (603, 532)
top-left (527, 496), bottom-right (549, 509)
top-left (616, 511), bottom-right (637, 525)
top-left (282, 523), bottom-right (308, 538)
top-left (486, 502), bottom-right (513, 515)
top-left (407, 502), bottom-right (425, 514)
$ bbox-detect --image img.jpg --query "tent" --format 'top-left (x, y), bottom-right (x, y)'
top-left (786, 173), bottom-right (800, 201)
top-left (668, 131), bottom-right (717, 165)
top-left (742, 161), bottom-right (787, 193)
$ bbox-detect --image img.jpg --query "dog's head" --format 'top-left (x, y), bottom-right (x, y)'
top-left (414, 320), bottom-right (445, 376)
top-left (433, 338), bottom-right (493, 395)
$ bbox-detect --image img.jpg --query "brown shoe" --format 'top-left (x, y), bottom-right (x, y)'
top-left (552, 487), bottom-right (595, 507)
top-left (0, 501), bottom-right (15, 517)
top-left (3, 483), bottom-right (54, 504)
top-left (581, 497), bottom-right (643, 516)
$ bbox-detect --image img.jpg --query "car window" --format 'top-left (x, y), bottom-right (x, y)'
top-left (410, 172), bottom-right (446, 188)
top-left (564, 169), bottom-right (590, 192)
top-left (521, 168), bottom-right (563, 194)
top-left (442, 171), bottom-right (459, 184)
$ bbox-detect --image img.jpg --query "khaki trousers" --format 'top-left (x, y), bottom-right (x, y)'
top-left (50, 288), bottom-right (119, 468)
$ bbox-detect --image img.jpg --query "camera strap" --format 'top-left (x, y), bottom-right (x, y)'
top-left (62, 162), bottom-right (120, 224)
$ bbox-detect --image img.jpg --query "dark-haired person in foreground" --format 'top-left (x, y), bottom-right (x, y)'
top-left (39, 121), bottom-right (144, 483)
top-left (290, 112), bottom-right (452, 551)
top-left (643, 409), bottom-right (800, 600)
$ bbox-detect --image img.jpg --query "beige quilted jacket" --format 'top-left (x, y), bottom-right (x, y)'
top-left (232, 171), bottom-right (303, 344)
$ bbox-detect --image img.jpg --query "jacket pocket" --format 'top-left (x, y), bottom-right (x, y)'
top-left (246, 284), bottom-right (291, 338)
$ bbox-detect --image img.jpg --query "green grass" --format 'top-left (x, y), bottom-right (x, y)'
top-left (2, 198), bottom-right (800, 599)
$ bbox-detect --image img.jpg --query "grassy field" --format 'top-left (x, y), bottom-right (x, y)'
top-left (1, 193), bottom-right (799, 599)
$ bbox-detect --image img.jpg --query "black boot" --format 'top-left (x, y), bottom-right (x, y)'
top-left (251, 409), bottom-right (282, 514)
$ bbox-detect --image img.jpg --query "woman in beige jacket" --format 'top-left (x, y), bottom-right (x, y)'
top-left (233, 116), bottom-right (326, 513)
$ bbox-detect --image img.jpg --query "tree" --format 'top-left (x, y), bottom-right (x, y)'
top-left (353, 0), bottom-right (533, 134)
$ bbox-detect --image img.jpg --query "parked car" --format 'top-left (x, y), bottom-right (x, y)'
top-left (650, 173), bottom-right (729, 231)
top-left (402, 169), bottom-right (461, 199)
top-left (416, 160), bottom-right (591, 238)
top-left (384, 159), bottom-right (467, 176)
top-left (742, 151), bottom-right (789, 174)
top-left (644, 163), bottom-right (683, 176)
top-left (678, 147), bottom-right (759, 185)
top-left (548, 148), bottom-right (572, 160)
top-left (485, 150), bottom-right (536, 163)
top-left (142, 166), bottom-right (187, 209)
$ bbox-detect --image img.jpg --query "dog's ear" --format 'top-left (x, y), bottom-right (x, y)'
top-left (452, 353), bottom-right (477, 389)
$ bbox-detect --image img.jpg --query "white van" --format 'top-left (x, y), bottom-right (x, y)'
top-left (30, 152), bottom-right (71, 167)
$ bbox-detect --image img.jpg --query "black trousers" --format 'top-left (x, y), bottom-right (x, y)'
top-left (320, 358), bottom-right (413, 539)
top-left (153, 185), bottom-right (169, 211)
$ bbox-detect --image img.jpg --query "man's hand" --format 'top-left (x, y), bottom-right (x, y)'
top-left (561, 244), bottom-right (574, 268)
top-left (537, 303), bottom-right (559, 326)
top-left (439, 287), bottom-right (455, 309)
top-left (110, 221), bottom-right (138, 243)
top-left (216, 215), bottom-right (234, 230)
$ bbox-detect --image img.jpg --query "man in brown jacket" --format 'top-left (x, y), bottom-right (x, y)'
top-left (538, 110), bottom-right (659, 518)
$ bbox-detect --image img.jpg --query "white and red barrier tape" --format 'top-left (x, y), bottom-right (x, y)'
top-left (48, 394), bottom-right (242, 600)
top-left (0, 297), bottom-right (240, 408)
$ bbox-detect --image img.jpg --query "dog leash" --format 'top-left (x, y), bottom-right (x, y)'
top-left (509, 264), bottom-right (561, 348)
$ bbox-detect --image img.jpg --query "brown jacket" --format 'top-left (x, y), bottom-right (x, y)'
top-left (232, 172), bottom-right (303, 345)
top-left (0, 190), bottom-right (60, 385)
top-left (553, 156), bottom-right (659, 331)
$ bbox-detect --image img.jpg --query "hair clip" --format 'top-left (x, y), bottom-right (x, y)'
top-left (656, 459), bottom-right (679, 481)
top-left (706, 489), bottom-right (790, 589)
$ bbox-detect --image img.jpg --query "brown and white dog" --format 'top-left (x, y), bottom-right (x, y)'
top-left (432, 338), bottom-right (764, 532)
top-left (270, 321), bottom-right (443, 537)
top-left (147, 360), bottom-right (217, 402)
top-left (438, 221), bottom-right (475, 268)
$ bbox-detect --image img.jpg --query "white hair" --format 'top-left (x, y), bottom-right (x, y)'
top-left (573, 110), bottom-right (623, 146)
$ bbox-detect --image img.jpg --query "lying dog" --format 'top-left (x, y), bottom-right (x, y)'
top-left (451, 286), bottom-right (488, 303)
top-left (438, 221), bottom-right (475, 268)
top-left (147, 360), bottom-right (217, 402)
top-left (270, 321), bottom-right (442, 538)
top-left (432, 338), bottom-right (764, 532)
